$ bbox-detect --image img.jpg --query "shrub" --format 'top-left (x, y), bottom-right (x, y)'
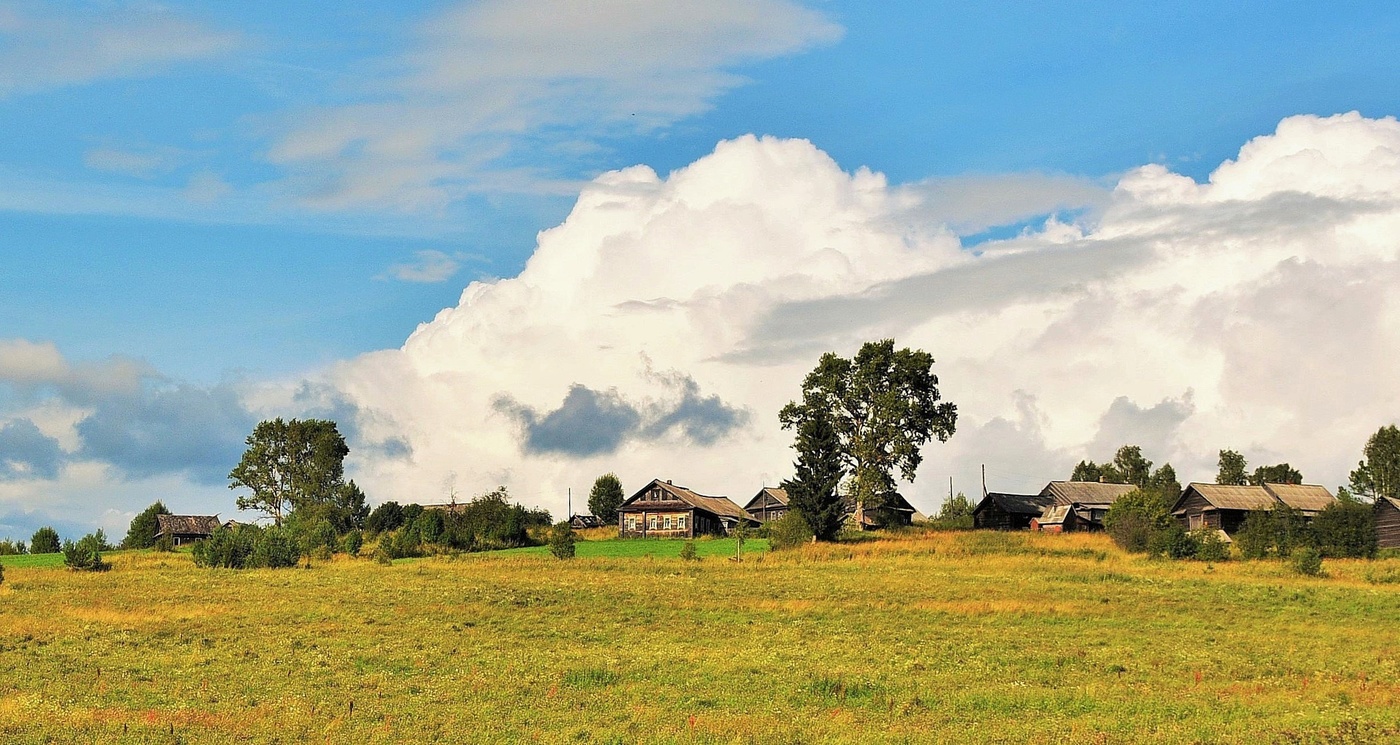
top-left (1150, 522), bottom-right (1197, 559)
top-left (1312, 500), bottom-right (1378, 559)
top-left (1193, 530), bottom-right (1230, 562)
top-left (193, 526), bottom-right (258, 568)
top-left (62, 531), bottom-right (111, 572)
top-left (342, 529), bottom-right (364, 557)
top-left (0, 539), bottom-right (27, 555)
top-left (290, 516), bottom-right (337, 557)
top-left (378, 529), bottom-right (422, 560)
top-left (548, 521), bottom-right (576, 560)
top-left (1105, 490), bottom-right (1171, 553)
top-left (30, 526), bottom-right (60, 555)
top-left (1292, 546), bottom-right (1324, 577)
top-left (154, 534), bottom-right (174, 553)
top-left (767, 511), bottom-right (814, 550)
top-left (365, 501), bottom-right (406, 536)
top-left (413, 510), bottom-right (445, 545)
top-left (374, 544), bottom-right (394, 565)
top-left (0, 561), bottom-right (5, 586)
top-left (1235, 512), bottom-right (1273, 559)
top-left (249, 526), bottom-right (302, 568)
top-left (680, 541), bottom-right (698, 561)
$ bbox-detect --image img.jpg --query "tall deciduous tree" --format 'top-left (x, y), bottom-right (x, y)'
top-left (781, 408), bottom-right (846, 541)
top-left (1217, 450), bottom-right (1248, 485)
top-left (588, 473), bottom-right (625, 524)
top-left (123, 501), bottom-right (171, 549)
top-left (228, 418), bottom-right (351, 526)
top-left (1349, 424), bottom-right (1400, 502)
top-left (1250, 463), bottom-right (1302, 486)
top-left (779, 339), bottom-right (956, 525)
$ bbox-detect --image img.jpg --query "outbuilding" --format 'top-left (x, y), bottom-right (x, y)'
top-left (743, 487), bottom-right (790, 523)
top-left (1171, 483), bottom-right (1336, 535)
top-left (155, 514), bottom-right (221, 546)
top-left (972, 492), bottom-right (1054, 530)
top-left (1374, 497), bottom-right (1400, 549)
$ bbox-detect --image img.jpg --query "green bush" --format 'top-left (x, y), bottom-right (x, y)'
top-left (249, 526), bottom-right (301, 568)
top-left (122, 501), bottom-right (170, 549)
top-left (30, 526), bottom-right (60, 555)
top-left (0, 539), bottom-right (27, 555)
top-left (342, 529), bottom-right (364, 557)
top-left (1292, 546), bottom-right (1324, 577)
top-left (680, 541), bottom-right (698, 561)
top-left (1312, 500), bottom-right (1378, 559)
top-left (1149, 522), bottom-right (1197, 559)
top-left (767, 511), bottom-right (814, 550)
top-left (365, 501), bottom-right (406, 536)
top-left (548, 522), bottom-right (576, 560)
top-left (1104, 490), bottom-right (1171, 553)
top-left (154, 534), bottom-right (174, 553)
top-left (1235, 512), bottom-right (1273, 559)
top-left (62, 531), bottom-right (111, 572)
top-left (1193, 530), bottom-right (1230, 562)
top-left (0, 561), bottom-right (5, 587)
top-left (193, 525), bottom-right (258, 568)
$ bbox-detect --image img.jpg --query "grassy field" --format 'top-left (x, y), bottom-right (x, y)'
top-left (0, 552), bottom-right (66, 569)
top-left (2, 530), bottom-right (1399, 744)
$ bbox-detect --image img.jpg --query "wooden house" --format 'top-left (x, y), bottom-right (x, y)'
top-left (743, 487), bottom-right (790, 523)
top-left (972, 491), bottom-right (1054, 530)
top-left (848, 491), bottom-right (918, 530)
top-left (1377, 497), bottom-right (1400, 549)
top-left (569, 514), bottom-right (603, 530)
top-left (1030, 481), bottom-right (1137, 532)
top-left (618, 479), bottom-right (756, 538)
top-left (1171, 483), bottom-right (1336, 535)
top-left (155, 514), bottom-right (221, 546)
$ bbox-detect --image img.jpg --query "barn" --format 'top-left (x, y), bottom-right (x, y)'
top-left (569, 514), bottom-right (603, 530)
top-left (618, 479), bottom-right (756, 539)
top-left (1376, 497), bottom-right (1400, 549)
top-left (848, 491), bottom-right (918, 530)
top-left (155, 514), bottom-right (221, 546)
top-left (1031, 481), bottom-right (1138, 532)
top-left (1171, 483), bottom-right (1336, 535)
top-left (972, 492), bottom-right (1053, 530)
top-left (743, 487), bottom-right (790, 523)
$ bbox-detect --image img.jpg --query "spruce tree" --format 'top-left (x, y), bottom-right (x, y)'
top-left (123, 501), bottom-right (171, 549)
top-left (781, 408), bottom-right (846, 541)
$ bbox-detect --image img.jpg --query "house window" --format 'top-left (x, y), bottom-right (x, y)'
top-left (678, 515), bottom-right (687, 531)
top-left (664, 516), bottom-right (673, 530)
top-left (648, 515), bottom-right (657, 530)
top-left (625, 516), bottom-right (637, 531)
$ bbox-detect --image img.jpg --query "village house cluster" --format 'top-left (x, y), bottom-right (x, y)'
top-left (147, 476), bottom-right (1400, 551)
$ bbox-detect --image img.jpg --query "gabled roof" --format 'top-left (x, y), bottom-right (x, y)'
top-left (1177, 482), bottom-right (1337, 514)
top-left (973, 492), bottom-right (1053, 516)
top-left (1040, 481), bottom-right (1138, 507)
top-left (155, 514), bottom-right (220, 537)
top-left (1261, 483), bottom-right (1336, 513)
top-left (1380, 496), bottom-right (1400, 511)
top-left (622, 479), bottom-right (753, 522)
top-left (1183, 483), bottom-right (1278, 511)
top-left (743, 487), bottom-right (789, 511)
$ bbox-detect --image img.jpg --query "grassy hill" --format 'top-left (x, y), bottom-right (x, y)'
top-left (1, 530), bottom-right (1398, 743)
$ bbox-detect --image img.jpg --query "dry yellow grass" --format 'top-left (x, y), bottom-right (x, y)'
top-left (1, 531), bottom-right (1398, 743)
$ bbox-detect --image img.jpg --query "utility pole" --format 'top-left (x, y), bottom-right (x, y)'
top-left (567, 487), bottom-right (572, 520)
top-left (981, 464), bottom-right (987, 498)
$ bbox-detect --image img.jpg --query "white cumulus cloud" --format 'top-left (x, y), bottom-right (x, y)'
top-left (319, 112), bottom-right (1400, 517)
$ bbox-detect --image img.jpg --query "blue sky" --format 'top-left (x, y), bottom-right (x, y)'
top-left (5, 1), bottom-right (1397, 382)
top-left (3, 0), bottom-right (1400, 539)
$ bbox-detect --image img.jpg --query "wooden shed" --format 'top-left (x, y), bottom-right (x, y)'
top-left (1171, 483), bottom-right (1336, 535)
top-left (569, 514), bottom-right (603, 530)
top-left (618, 479), bottom-right (756, 539)
top-left (155, 514), bottom-right (221, 546)
top-left (972, 492), bottom-right (1053, 530)
top-left (1376, 497), bottom-right (1400, 549)
top-left (1031, 481), bottom-right (1137, 532)
top-left (743, 487), bottom-right (790, 523)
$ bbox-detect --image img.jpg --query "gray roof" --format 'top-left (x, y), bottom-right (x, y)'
top-left (1036, 505), bottom-right (1073, 525)
top-left (743, 487), bottom-right (789, 511)
top-left (155, 514), bottom-right (221, 537)
top-left (1040, 481), bottom-right (1138, 507)
top-left (974, 492), bottom-right (1054, 516)
top-left (1178, 482), bottom-right (1336, 514)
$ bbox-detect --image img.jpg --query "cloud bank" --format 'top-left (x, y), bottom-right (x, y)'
top-left (323, 112), bottom-right (1400, 516)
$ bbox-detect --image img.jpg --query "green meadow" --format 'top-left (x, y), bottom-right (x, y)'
top-left (2, 530), bottom-right (1399, 744)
